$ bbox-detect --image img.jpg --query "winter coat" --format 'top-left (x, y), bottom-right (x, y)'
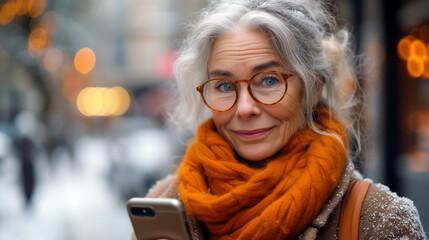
top-left (143, 160), bottom-right (427, 239)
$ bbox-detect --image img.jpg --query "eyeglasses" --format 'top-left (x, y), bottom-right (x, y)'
top-left (196, 70), bottom-right (292, 112)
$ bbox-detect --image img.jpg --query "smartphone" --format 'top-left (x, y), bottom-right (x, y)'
top-left (127, 198), bottom-right (191, 240)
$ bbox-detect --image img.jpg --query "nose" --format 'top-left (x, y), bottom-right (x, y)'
top-left (235, 84), bottom-right (261, 120)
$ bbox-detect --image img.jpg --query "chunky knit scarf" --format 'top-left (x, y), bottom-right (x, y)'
top-left (178, 107), bottom-right (347, 240)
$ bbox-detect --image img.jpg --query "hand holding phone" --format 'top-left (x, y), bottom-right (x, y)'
top-left (127, 198), bottom-right (191, 240)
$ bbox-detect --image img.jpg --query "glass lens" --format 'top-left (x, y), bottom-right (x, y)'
top-left (203, 79), bottom-right (236, 111)
top-left (251, 72), bottom-right (286, 104)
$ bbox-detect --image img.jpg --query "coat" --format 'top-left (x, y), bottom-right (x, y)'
top-left (144, 160), bottom-right (427, 239)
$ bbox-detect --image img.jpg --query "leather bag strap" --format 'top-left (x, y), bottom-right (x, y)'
top-left (338, 179), bottom-right (371, 240)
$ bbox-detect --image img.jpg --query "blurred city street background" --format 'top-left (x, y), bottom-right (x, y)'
top-left (0, 0), bottom-right (428, 239)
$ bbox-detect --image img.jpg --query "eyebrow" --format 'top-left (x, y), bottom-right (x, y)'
top-left (209, 69), bottom-right (232, 77)
top-left (209, 61), bottom-right (281, 77)
top-left (252, 61), bottom-right (280, 72)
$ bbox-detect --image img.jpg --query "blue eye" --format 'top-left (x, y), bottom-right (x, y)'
top-left (216, 82), bottom-right (234, 92)
top-left (262, 77), bottom-right (278, 86)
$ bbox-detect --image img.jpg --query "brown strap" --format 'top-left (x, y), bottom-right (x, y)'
top-left (338, 179), bottom-right (371, 240)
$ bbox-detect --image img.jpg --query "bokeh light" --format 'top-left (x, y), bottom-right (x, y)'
top-left (103, 88), bottom-right (117, 116)
top-left (407, 56), bottom-right (424, 78)
top-left (76, 87), bottom-right (91, 117)
top-left (40, 11), bottom-right (59, 34)
top-left (74, 48), bottom-right (96, 74)
top-left (87, 88), bottom-right (104, 116)
top-left (28, 27), bottom-right (47, 51)
top-left (43, 48), bottom-right (63, 72)
top-left (408, 111), bottom-right (429, 133)
top-left (112, 86), bottom-right (131, 116)
top-left (155, 50), bottom-right (176, 80)
top-left (398, 36), bottom-right (414, 60)
top-left (410, 39), bottom-right (427, 61)
top-left (28, 0), bottom-right (46, 18)
top-left (408, 111), bottom-right (423, 132)
top-left (76, 87), bottom-right (131, 117)
top-left (397, 29), bottom-right (429, 79)
top-left (15, 0), bottom-right (30, 16)
top-left (408, 150), bottom-right (429, 173)
top-left (0, 1), bottom-right (17, 25)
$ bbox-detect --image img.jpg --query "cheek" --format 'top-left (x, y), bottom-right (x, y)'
top-left (270, 89), bottom-right (304, 121)
top-left (271, 104), bottom-right (306, 148)
top-left (212, 111), bottom-right (233, 131)
top-left (269, 103), bottom-right (305, 133)
top-left (266, 90), bottom-right (306, 137)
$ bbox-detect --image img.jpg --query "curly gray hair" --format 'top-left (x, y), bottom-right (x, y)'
top-left (169, 0), bottom-right (361, 159)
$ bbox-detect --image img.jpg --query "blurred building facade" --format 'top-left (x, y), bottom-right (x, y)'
top-left (0, 0), bottom-right (207, 239)
top-left (335, 0), bottom-right (429, 233)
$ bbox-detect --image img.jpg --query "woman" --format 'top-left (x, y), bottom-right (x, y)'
top-left (135, 0), bottom-right (427, 239)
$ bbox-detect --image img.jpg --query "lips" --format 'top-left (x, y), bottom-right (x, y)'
top-left (232, 126), bottom-right (274, 141)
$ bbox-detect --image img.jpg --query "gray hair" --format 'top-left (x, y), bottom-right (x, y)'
top-left (169, 0), bottom-right (362, 159)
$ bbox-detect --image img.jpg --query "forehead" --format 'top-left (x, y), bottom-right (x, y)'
top-left (208, 28), bottom-right (280, 71)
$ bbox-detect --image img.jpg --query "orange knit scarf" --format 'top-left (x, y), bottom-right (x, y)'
top-left (178, 107), bottom-right (347, 239)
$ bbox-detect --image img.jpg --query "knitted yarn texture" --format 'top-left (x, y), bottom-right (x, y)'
top-left (178, 106), bottom-right (347, 240)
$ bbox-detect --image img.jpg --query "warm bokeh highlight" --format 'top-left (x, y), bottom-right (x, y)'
top-left (28, 0), bottom-right (46, 18)
top-left (43, 48), bottom-right (63, 72)
top-left (28, 27), bottom-right (47, 51)
top-left (0, 0), bottom-right (16, 25)
top-left (76, 87), bottom-right (131, 117)
top-left (74, 47), bottom-right (96, 74)
top-left (398, 28), bottom-right (429, 78)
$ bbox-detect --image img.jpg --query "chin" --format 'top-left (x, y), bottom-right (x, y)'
top-left (236, 148), bottom-right (274, 162)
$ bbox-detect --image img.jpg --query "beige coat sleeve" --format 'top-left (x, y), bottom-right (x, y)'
top-left (359, 183), bottom-right (427, 240)
top-left (146, 174), bottom-right (180, 199)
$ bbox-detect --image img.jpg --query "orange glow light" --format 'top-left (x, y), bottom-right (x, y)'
top-left (398, 36), bottom-right (414, 60)
top-left (28, 28), bottom-right (47, 51)
top-left (15, 0), bottom-right (30, 16)
top-left (74, 48), bottom-right (96, 74)
top-left (0, 1), bottom-right (16, 25)
top-left (5, 0), bottom-right (16, 16)
top-left (28, 0), bottom-right (46, 18)
top-left (407, 56), bottom-right (424, 78)
top-left (410, 39), bottom-right (427, 61)
top-left (44, 48), bottom-right (63, 72)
